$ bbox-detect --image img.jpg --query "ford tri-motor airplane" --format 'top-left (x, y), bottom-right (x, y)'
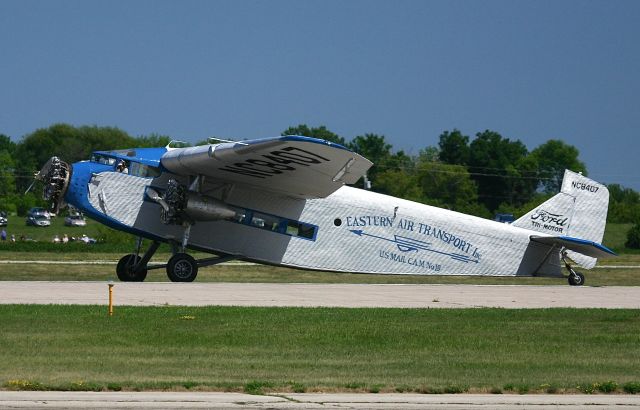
top-left (36, 136), bottom-right (614, 285)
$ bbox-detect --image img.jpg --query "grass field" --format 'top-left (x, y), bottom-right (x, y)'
top-left (1, 259), bottom-right (640, 286)
top-left (0, 222), bottom-right (638, 285)
top-left (1, 249), bottom-right (640, 285)
top-left (1, 222), bottom-right (639, 395)
top-left (1, 305), bottom-right (639, 394)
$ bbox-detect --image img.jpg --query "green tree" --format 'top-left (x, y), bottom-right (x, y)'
top-left (15, 123), bottom-right (136, 169)
top-left (530, 139), bottom-right (587, 193)
top-left (419, 162), bottom-right (486, 215)
top-left (438, 129), bottom-right (470, 165)
top-left (625, 224), bottom-right (640, 249)
top-left (281, 124), bottom-right (347, 146)
top-left (0, 134), bottom-right (16, 155)
top-left (347, 133), bottom-right (414, 191)
top-left (375, 169), bottom-right (424, 202)
top-left (349, 133), bottom-right (393, 183)
top-left (0, 149), bottom-right (17, 213)
top-left (468, 130), bottom-right (537, 212)
top-left (134, 133), bottom-right (172, 147)
top-left (607, 184), bottom-right (640, 223)
top-left (13, 124), bottom-right (137, 192)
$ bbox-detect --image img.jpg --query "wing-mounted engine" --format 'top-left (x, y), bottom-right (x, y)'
top-left (147, 179), bottom-right (237, 225)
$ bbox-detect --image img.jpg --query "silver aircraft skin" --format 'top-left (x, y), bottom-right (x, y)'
top-left (35, 136), bottom-right (614, 285)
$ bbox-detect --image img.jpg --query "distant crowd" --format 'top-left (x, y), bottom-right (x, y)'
top-left (0, 229), bottom-right (95, 244)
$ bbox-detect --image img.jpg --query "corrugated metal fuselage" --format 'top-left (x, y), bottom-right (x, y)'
top-left (69, 169), bottom-right (562, 278)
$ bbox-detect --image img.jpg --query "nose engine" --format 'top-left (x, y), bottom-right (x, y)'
top-left (36, 156), bottom-right (71, 215)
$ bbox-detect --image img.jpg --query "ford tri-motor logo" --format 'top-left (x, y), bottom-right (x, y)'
top-left (530, 209), bottom-right (568, 233)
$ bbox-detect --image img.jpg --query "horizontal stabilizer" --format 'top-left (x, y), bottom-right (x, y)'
top-left (530, 235), bottom-right (616, 259)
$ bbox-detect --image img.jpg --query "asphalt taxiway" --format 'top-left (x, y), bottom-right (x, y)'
top-left (1, 281), bottom-right (639, 308)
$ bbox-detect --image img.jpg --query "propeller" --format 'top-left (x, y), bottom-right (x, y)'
top-left (28, 157), bottom-right (71, 215)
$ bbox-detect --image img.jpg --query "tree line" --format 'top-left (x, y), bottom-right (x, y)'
top-left (0, 123), bottom-right (639, 228)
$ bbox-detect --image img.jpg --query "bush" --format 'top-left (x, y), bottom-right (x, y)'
top-left (539, 383), bottom-right (558, 394)
top-left (624, 381), bottom-right (640, 394)
top-left (625, 224), bottom-right (640, 249)
top-left (598, 380), bottom-right (618, 393)
top-left (244, 380), bottom-right (272, 395)
top-left (444, 385), bottom-right (468, 394)
top-left (577, 383), bottom-right (598, 394)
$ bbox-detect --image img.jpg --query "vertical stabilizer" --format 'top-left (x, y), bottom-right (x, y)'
top-left (512, 170), bottom-right (609, 268)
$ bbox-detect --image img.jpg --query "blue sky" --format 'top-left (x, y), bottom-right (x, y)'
top-left (1, 1), bottom-right (639, 188)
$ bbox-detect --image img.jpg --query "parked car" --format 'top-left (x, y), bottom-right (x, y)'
top-left (26, 214), bottom-right (51, 227)
top-left (0, 211), bottom-right (7, 227)
top-left (27, 207), bottom-right (51, 218)
top-left (64, 214), bottom-right (87, 227)
top-left (494, 213), bottom-right (515, 224)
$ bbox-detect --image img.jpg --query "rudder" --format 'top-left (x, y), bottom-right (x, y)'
top-left (512, 170), bottom-right (609, 268)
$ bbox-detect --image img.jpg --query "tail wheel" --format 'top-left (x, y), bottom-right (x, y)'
top-left (568, 271), bottom-right (585, 286)
top-left (116, 254), bottom-right (148, 282)
top-left (167, 253), bottom-right (198, 282)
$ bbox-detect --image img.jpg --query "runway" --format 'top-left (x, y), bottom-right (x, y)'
top-left (1, 281), bottom-right (639, 308)
top-left (0, 392), bottom-right (639, 409)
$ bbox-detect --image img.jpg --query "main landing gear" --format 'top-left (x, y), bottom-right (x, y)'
top-left (562, 252), bottom-right (585, 286)
top-left (116, 238), bottom-right (236, 282)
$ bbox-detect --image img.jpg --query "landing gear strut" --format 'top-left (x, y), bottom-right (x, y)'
top-left (562, 252), bottom-right (585, 286)
top-left (115, 238), bottom-right (236, 283)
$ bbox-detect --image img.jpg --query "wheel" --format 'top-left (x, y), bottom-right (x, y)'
top-left (568, 271), bottom-right (585, 286)
top-left (116, 254), bottom-right (148, 282)
top-left (166, 253), bottom-right (198, 282)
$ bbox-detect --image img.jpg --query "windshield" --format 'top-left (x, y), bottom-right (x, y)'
top-left (129, 162), bottom-right (161, 178)
top-left (90, 154), bottom-right (117, 166)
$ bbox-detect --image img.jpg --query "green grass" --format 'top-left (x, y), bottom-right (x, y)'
top-left (1, 305), bottom-right (639, 393)
top-left (0, 251), bottom-right (639, 285)
top-left (603, 223), bottom-right (634, 252)
top-left (1, 261), bottom-right (640, 286)
top-left (0, 222), bottom-right (639, 285)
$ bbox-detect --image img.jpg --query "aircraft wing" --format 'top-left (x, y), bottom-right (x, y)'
top-left (160, 136), bottom-right (373, 199)
top-left (530, 235), bottom-right (616, 258)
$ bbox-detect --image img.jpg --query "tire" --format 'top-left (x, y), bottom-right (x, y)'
top-left (568, 271), bottom-right (585, 286)
top-left (116, 254), bottom-right (148, 282)
top-left (167, 253), bottom-right (198, 282)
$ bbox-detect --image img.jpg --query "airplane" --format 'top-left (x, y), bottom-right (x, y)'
top-left (34, 135), bottom-right (615, 285)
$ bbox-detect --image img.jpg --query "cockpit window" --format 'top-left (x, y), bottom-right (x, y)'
top-left (129, 162), bottom-right (161, 178)
top-left (90, 154), bottom-right (116, 166)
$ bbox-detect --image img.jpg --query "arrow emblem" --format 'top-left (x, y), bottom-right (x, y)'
top-left (350, 229), bottom-right (479, 263)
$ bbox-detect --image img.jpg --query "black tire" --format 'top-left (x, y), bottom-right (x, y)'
top-left (167, 253), bottom-right (198, 282)
top-left (568, 271), bottom-right (585, 286)
top-left (116, 254), bottom-right (148, 282)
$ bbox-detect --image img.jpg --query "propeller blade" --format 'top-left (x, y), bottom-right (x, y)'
top-left (24, 177), bottom-right (38, 195)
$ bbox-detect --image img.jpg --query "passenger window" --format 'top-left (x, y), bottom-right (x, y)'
top-left (251, 212), bottom-right (281, 232)
top-left (286, 221), bottom-right (316, 239)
